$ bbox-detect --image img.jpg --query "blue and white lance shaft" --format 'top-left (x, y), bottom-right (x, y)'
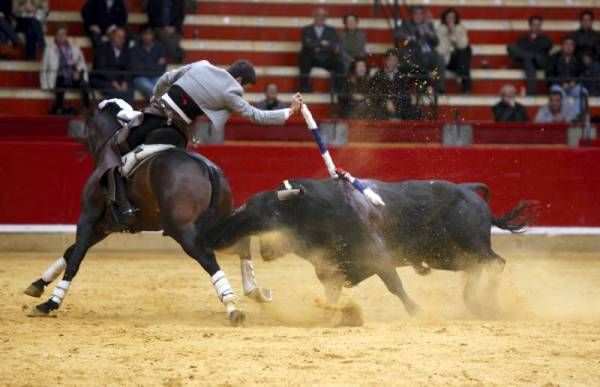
top-left (301, 104), bottom-right (385, 207)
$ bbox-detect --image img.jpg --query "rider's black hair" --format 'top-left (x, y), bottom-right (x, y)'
top-left (228, 60), bottom-right (257, 86)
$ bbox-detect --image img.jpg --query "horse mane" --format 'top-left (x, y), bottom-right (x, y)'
top-left (85, 103), bottom-right (123, 160)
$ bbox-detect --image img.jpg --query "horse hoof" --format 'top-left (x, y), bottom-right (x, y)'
top-left (405, 302), bottom-right (423, 317)
top-left (24, 283), bottom-right (44, 298)
top-left (27, 305), bottom-right (57, 318)
top-left (245, 287), bottom-right (273, 303)
top-left (228, 309), bottom-right (246, 327)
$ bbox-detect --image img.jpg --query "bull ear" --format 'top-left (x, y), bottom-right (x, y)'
top-left (276, 187), bottom-right (305, 201)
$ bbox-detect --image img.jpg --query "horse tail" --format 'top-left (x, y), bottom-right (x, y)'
top-left (492, 200), bottom-right (540, 233)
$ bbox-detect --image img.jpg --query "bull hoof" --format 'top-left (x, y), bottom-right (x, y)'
top-left (245, 287), bottom-right (273, 303)
top-left (24, 282), bottom-right (45, 298)
top-left (405, 301), bottom-right (423, 317)
top-left (228, 309), bottom-right (246, 327)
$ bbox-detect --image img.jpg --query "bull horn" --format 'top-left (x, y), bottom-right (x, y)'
top-left (276, 188), bottom-right (304, 201)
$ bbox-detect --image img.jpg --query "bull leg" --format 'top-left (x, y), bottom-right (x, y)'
top-left (238, 237), bottom-right (272, 303)
top-left (463, 265), bottom-right (483, 315)
top-left (482, 253), bottom-right (506, 317)
top-left (314, 264), bottom-right (344, 305)
top-left (377, 268), bottom-right (421, 316)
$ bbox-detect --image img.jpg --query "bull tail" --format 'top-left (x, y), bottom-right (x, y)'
top-left (461, 182), bottom-right (490, 203)
top-left (492, 200), bottom-right (540, 233)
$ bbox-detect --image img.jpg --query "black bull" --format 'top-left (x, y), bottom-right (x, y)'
top-left (211, 178), bottom-right (537, 316)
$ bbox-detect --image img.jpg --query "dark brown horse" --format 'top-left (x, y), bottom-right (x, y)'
top-left (23, 102), bottom-right (262, 326)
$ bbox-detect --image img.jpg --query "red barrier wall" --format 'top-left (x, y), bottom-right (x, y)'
top-left (1, 140), bottom-right (599, 226)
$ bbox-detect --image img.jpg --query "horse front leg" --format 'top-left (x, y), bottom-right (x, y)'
top-left (23, 245), bottom-right (73, 298)
top-left (238, 237), bottom-right (272, 303)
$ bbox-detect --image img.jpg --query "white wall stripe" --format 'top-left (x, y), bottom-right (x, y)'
top-left (1, 224), bottom-right (600, 235)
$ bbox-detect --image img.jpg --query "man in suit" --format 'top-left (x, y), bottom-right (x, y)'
top-left (298, 7), bottom-right (345, 93)
top-left (146, 0), bottom-right (185, 63)
top-left (491, 84), bottom-right (529, 122)
top-left (81, 0), bottom-right (128, 48)
top-left (91, 27), bottom-right (133, 104)
top-left (100, 60), bottom-right (304, 225)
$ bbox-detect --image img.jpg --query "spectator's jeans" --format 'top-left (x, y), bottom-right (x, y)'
top-left (15, 17), bottom-right (45, 60)
top-left (133, 76), bottom-right (160, 101)
top-left (299, 51), bottom-right (345, 93)
top-left (0, 16), bottom-right (18, 45)
top-left (52, 74), bottom-right (90, 113)
top-left (550, 83), bottom-right (588, 118)
top-left (447, 46), bottom-right (472, 92)
top-left (419, 51), bottom-right (446, 93)
top-left (91, 78), bottom-right (135, 105)
top-left (507, 45), bottom-right (548, 95)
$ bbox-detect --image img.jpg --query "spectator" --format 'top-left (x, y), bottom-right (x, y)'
top-left (145, 0), bottom-right (184, 63)
top-left (255, 83), bottom-right (287, 110)
top-left (492, 84), bottom-right (529, 122)
top-left (0, 0), bottom-right (18, 52)
top-left (81, 0), bottom-right (127, 48)
top-left (91, 27), bottom-right (133, 104)
top-left (13, 0), bottom-right (47, 60)
top-left (395, 6), bottom-right (445, 93)
top-left (40, 25), bottom-right (89, 115)
top-left (339, 13), bottom-right (366, 72)
top-left (507, 15), bottom-right (553, 95)
top-left (131, 25), bottom-right (166, 101)
top-left (369, 49), bottom-right (417, 120)
top-left (568, 10), bottom-right (600, 59)
top-left (581, 48), bottom-right (600, 96)
top-left (299, 7), bottom-right (344, 93)
top-left (547, 36), bottom-right (586, 119)
top-left (534, 90), bottom-right (577, 123)
top-left (339, 58), bottom-right (371, 118)
top-left (436, 8), bottom-right (472, 93)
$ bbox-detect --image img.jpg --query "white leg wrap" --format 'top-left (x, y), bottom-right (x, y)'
top-left (50, 280), bottom-right (71, 305)
top-left (241, 259), bottom-right (258, 295)
top-left (41, 257), bottom-right (67, 283)
top-left (211, 271), bottom-right (237, 304)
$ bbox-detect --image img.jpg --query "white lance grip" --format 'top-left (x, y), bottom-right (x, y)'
top-left (301, 104), bottom-right (318, 130)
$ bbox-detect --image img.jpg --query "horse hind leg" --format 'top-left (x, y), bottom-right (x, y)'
top-left (24, 245), bottom-right (75, 298)
top-left (171, 225), bottom-right (246, 327)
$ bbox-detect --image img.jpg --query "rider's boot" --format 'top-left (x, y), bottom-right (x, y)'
top-left (113, 169), bottom-right (138, 226)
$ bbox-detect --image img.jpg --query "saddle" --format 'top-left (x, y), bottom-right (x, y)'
top-left (120, 144), bottom-right (176, 178)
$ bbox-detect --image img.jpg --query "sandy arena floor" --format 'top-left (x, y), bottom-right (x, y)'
top-left (1, 244), bottom-right (599, 385)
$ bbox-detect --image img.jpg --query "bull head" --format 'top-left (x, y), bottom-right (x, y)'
top-left (276, 187), bottom-right (305, 201)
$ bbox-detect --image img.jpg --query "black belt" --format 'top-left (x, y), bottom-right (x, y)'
top-left (166, 84), bottom-right (204, 120)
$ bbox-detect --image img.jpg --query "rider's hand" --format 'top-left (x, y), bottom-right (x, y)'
top-left (290, 92), bottom-right (303, 114)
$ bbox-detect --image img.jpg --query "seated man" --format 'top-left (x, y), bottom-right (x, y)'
top-left (492, 84), bottom-right (529, 122)
top-left (395, 6), bottom-right (445, 93)
top-left (534, 90), bottom-right (577, 123)
top-left (547, 36), bottom-right (586, 119)
top-left (81, 0), bottom-right (127, 48)
top-left (91, 27), bottom-right (133, 104)
top-left (99, 60), bottom-right (304, 225)
top-left (131, 25), bottom-right (166, 101)
top-left (255, 83), bottom-right (287, 110)
top-left (568, 10), bottom-right (600, 59)
top-left (507, 15), bottom-right (553, 95)
top-left (146, 0), bottom-right (184, 63)
top-left (298, 7), bottom-right (344, 93)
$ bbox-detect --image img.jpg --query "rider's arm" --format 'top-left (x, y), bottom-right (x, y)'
top-left (224, 91), bottom-right (291, 125)
top-left (152, 63), bottom-right (193, 98)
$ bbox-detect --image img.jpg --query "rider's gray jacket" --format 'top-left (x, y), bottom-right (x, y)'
top-left (152, 60), bottom-right (290, 131)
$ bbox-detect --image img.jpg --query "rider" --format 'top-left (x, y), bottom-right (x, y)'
top-left (102, 59), bottom-right (304, 225)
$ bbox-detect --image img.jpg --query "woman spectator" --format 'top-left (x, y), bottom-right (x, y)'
top-left (339, 13), bottom-right (366, 73)
top-left (13, 0), bottom-right (47, 60)
top-left (339, 58), bottom-right (371, 118)
top-left (436, 8), bottom-right (472, 93)
top-left (40, 25), bottom-right (89, 115)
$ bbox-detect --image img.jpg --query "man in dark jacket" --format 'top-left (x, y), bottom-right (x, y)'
top-left (298, 7), bottom-right (345, 93)
top-left (131, 25), bottom-right (166, 100)
top-left (547, 36), bottom-right (586, 118)
top-left (145, 0), bottom-right (184, 63)
top-left (492, 84), bottom-right (529, 122)
top-left (568, 10), bottom-right (600, 60)
top-left (394, 6), bottom-right (445, 93)
top-left (507, 15), bottom-right (553, 95)
top-left (81, 0), bottom-right (127, 48)
top-left (91, 27), bottom-right (133, 104)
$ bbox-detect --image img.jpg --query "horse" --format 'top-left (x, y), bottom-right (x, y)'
top-left (23, 102), bottom-right (263, 326)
